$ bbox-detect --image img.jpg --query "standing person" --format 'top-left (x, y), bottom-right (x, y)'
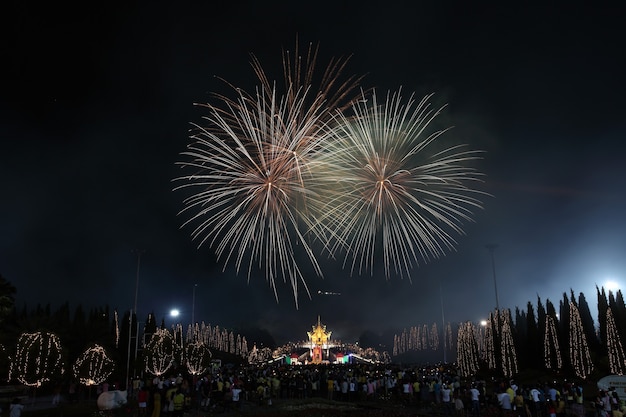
top-left (137, 386), bottom-right (149, 416)
top-left (602, 390), bottom-right (613, 417)
top-left (231, 383), bottom-right (243, 409)
top-left (547, 400), bottom-right (556, 417)
top-left (68, 381), bottom-right (78, 404)
top-left (172, 388), bottom-right (185, 417)
top-left (530, 386), bottom-right (543, 417)
top-left (455, 390), bottom-right (465, 417)
top-left (52, 383), bottom-right (62, 406)
top-left (441, 384), bottom-right (453, 417)
top-left (572, 384), bottom-right (584, 417)
top-left (151, 388), bottom-right (161, 417)
top-left (499, 389), bottom-right (513, 417)
top-left (470, 384), bottom-right (481, 417)
top-left (10, 398), bottom-right (24, 417)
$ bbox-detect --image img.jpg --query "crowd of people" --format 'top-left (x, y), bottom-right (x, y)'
top-left (116, 361), bottom-right (613, 417)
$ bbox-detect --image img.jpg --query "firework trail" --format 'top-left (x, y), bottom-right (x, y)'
top-left (174, 43), bottom-right (362, 306)
top-left (311, 90), bottom-right (486, 279)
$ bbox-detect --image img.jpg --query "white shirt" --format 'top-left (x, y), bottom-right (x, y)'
top-left (470, 388), bottom-right (480, 401)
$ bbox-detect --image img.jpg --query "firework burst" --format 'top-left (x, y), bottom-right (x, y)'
top-left (312, 90), bottom-right (485, 278)
top-left (174, 43), bottom-right (361, 306)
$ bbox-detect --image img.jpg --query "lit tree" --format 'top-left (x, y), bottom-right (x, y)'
top-left (73, 344), bottom-right (115, 387)
top-left (606, 307), bottom-right (626, 375)
top-left (430, 323), bottom-right (439, 350)
top-left (544, 314), bottom-right (563, 370)
top-left (144, 328), bottom-right (177, 376)
top-left (484, 314), bottom-right (497, 370)
top-left (184, 341), bottom-right (212, 376)
top-left (9, 332), bottom-right (65, 387)
top-left (569, 302), bottom-right (594, 379)
top-left (457, 322), bottom-right (479, 377)
top-left (500, 309), bottom-right (518, 377)
top-left (445, 322), bottom-right (454, 357)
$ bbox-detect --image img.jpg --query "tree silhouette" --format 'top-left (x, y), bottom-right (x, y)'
top-left (525, 302), bottom-right (540, 369)
top-left (0, 274), bottom-right (16, 324)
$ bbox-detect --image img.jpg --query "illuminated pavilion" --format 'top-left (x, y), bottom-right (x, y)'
top-left (307, 316), bottom-right (333, 364)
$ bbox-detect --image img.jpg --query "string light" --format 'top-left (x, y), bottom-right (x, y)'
top-left (9, 332), bottom-right (64, 387)
top-left (144, 328), bottom-right (177, 376)
top-left (457, 322), bottom-right (479, 377)
top-left (484, 315), bottom-right (497, 369)
top-left (500, 309), bottom-right (518, 377)
top-left (445, 322), bottom-right (453, 353)
top-left (72, 344), bottom-right (115, 386)
top-left (430, 323), bottom-right (439, 350)
top-left (475, 321), bottom-right (486, 360)
top-left (393, 322), bottom-right (451, 355)
top-left (569, 302), bottom-right (594, 379)
top-left (544, 314), bottom-right (562, 369)
top-left (184, 341), bottom-right (212, 376)
top-left (114, 310), bottom-right (120, 348)
top-left (606, 307), bottom-right (626, 375)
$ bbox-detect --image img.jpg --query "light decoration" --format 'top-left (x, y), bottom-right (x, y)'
top-left (430, 323), bottom-right (439, 350)
top-left (457, 322), bottom-right (479, 377)
top-left (544, 314), bottom-right (562, 369)
top-left (392, 335), bottom-right (398, 356)
top-left (144, 328), bottom-right (177, 376)
top-left (484, 316), bottom-right (497, 369)
top-left (474, 322), bottom-right (486, 360)
top-left (569, 302), bottom-right (594, 379)
top-left (72, 344), bottom-right (115, 386)
top-left (247, 344), bottom-right (273, 364)
top-left (9, 332), bottom-right (65, 387)
top-left (184, 341), bottom-right (212, 376)
top-left (114, 310), bottom-right (120, 347)
top-left (393, 323), bottom-right (453, 355)
top-left (606, 307), bottom-right (626, 375)
top-left (445, 322), bottom-right (454, 352)
top-left (410, 327), bottom-right (418, 350)
top-left (500, 309), bottom-right (518, 377)
top-left (188, 322), bottom-right (248, 357)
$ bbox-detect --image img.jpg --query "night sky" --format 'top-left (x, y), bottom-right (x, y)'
top-left (2, 2), bottom-right (625, 346)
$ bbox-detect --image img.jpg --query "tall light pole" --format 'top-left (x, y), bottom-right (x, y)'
top-left (192, 283), bottom-right (198, 326)
top-left (130, 249), bottom-right (145, 380)
top-left (485, 244), bottom-right (500, 312)
top-left (485, 243), bottom-right (503, 374)
top-left (439, 281), bottom-right (447, 363)
top-left (132, 249), bottom-right (145, 317)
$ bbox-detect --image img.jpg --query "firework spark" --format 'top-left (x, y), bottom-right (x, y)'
top-left (312, 90), bottom-right (486, 279)
top-left (174, 43), bottom-right (361, 306)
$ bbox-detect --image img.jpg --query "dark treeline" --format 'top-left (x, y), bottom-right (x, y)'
top-left (2, 269), bottom-right (626, 387)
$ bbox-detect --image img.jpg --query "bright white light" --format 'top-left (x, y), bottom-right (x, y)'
top-left (606, 280), bottom-right (620, 292)
top-left (480, 320), bottom-right (488, 326)
top-left (170, 309), bottom-right (180, 318)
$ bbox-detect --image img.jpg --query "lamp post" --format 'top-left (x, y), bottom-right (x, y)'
top-left (131, 249), bottom-right (145, 379)
top-left (132, 250), bottom-right (145, 319)
top-left (439, 281), bottom-right (446, 363)
top-left (485, 244), bottom-right (500, 312)
top-left (192, 284), bottom-right (198, 326)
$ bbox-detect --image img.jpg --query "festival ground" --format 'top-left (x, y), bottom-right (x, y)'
top-left (13, 392), bottom-right (600, 417)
